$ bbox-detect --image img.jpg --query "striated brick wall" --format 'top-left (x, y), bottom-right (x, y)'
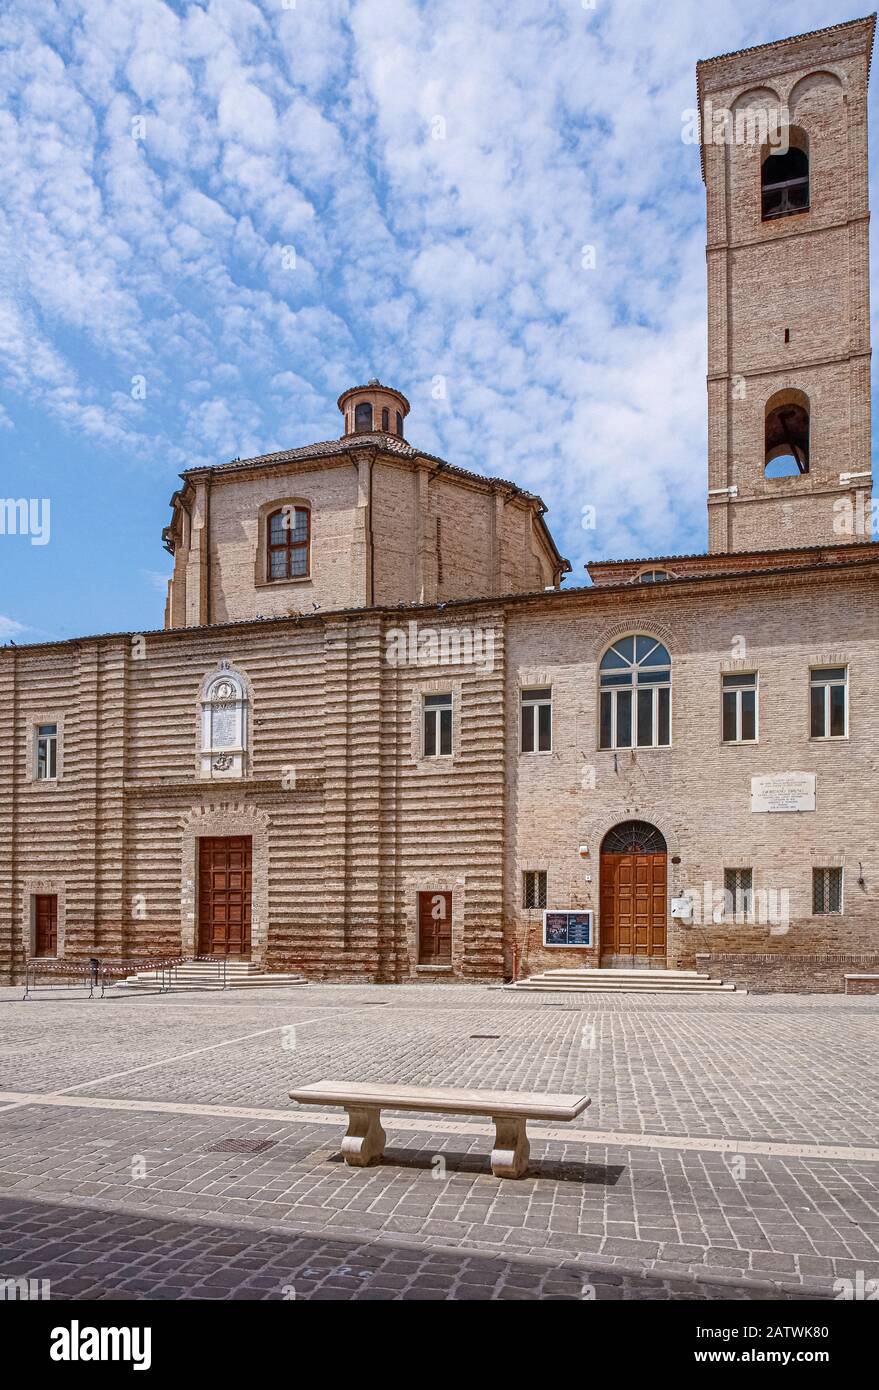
top-left (2, 558), bottom-right (874, 991)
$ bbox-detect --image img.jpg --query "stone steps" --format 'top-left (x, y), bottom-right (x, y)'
top-left (114, 960), bottom-right (308, 992)
top-left (506, 967), bottom-right (739, 994)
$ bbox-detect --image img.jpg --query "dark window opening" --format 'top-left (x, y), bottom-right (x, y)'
top-left (396, 411), bottom-right (404, 437)
top-left (523, 870), bottom-right (547, 910)
top-left (761, 145), bottom-right (809, 220)
top-left (813, 867), bottom-right (842, 915)
top-left (354, 402), bottom-right (373, 432)
top-left (381, 407), bottom-right (389, 431)
top-left (765, 394), bottom-right (809, 476)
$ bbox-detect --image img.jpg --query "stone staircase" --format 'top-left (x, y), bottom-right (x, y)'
top-left (115, 960), bottom-right (308, 993)
top-left (506, 967), bottom-right (740, 994)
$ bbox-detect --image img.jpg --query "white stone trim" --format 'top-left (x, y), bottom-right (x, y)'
top-left (404, 877), bottom-right (466, 976)
top-left (24, 712), bottom-right (65, 785)
top-left (179, 803), bottom-right (269, 965)
top-left (20, 877), bottom-right (66, 959)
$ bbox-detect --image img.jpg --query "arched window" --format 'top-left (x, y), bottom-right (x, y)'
top-left (381, 407), bottom-right (390, 431)
top-left (602, 821), bottom-right (667, 854)
top-left (636, 569), bottom-right (673, 584)
top-left (354, 402), bottom-right (373, 432)
top-left (267, 506), bottom-right (310, 580)
top-left (765, 389), bottom-right (809, 477)
top-left (761, 130), bottom-right (809, 220)
top-left (396, 411), bottom-right (404, 437)
top-left (599, 635), bottom-right (671, 750)
top-left (200, 663), bottom-right (248, 778)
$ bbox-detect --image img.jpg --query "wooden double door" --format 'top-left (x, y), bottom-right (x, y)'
top-left (418, 891), bottom-right (452, 965)
top-left (600, 823), bottom-right (667, 958)
top-left (198, 836), bottom-right (252, 957)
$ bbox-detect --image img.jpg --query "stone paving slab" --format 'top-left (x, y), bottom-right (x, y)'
top-left (0, 1194), bottom-right (820, 1301)
top-left (0, 985), bottom-right (877, 1299)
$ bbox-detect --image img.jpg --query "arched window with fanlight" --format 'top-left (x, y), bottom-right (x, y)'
top-left (761, 128), bottom-right (809, 220)
top-left (200, 662), bottom-right (248, 778)
top-left (599, 635), bottom-right (671, 750)
top-left (267, 505), bottom-right (310, 580)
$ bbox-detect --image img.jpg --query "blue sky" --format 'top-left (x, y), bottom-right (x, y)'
top-left (0, 0), bottom-right (875, 642)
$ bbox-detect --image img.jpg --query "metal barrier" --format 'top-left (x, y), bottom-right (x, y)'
top-left (23, 955), bottom-right (187, 1000)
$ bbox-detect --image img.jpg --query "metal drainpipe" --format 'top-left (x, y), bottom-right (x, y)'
top-left (205, 469), bottom-right (213, 625)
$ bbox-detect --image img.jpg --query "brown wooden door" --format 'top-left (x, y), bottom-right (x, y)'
top-left (600, 852), bottom-right (667, 957)
top-left (418, 891), bottom-right (452, 965)
top-left (198, 837), bottom-right (252, 956)
top-left (34, 894), bottom-right (57, 957)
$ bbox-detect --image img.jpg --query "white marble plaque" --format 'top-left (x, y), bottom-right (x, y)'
top-left (751, 772), bottom-right (816, 813)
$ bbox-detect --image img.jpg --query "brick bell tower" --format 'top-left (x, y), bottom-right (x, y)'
top-left (698, 16), bottom-right (875, 553)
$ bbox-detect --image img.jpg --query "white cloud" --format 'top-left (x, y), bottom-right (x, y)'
top-left (0, 0), bottom-right (869, 570)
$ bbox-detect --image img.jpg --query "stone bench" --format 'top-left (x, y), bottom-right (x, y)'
top-left (289, 1080), bottom-right (591, 1179)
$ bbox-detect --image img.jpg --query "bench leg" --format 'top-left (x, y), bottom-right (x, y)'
top-left (341, 1106), bottom-right (386, 1167)
top-left (491, 1115), bottom-right (530, 1179)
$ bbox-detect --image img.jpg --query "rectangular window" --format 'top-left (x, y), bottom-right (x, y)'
top-left (724, 867), bottom-right (753, 919)
top-left (812, 867), bottom-right (842, 915)
top-left (423, 693), bottom-right (452, 757)
top-left (35, 724), bottom-right (58, 780)
top-left (722, 673), bottom-right (758, 743)
top-left (520, 687), bottom-right (552, 753)
top-left (522, 870), bottom-right (547, 910)
top-left (810, 667), bottom-right (847, 739)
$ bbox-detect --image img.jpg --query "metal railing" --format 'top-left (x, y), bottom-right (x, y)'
top-left (23, 954), bottom-right (187, 1000)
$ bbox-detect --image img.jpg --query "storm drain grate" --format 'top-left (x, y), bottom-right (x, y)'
top-left (206, 1138), bottom-right (278, 1155)
top-left (470, 1034), bottom-right (501, 1040)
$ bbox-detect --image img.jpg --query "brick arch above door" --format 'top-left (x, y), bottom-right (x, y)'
top-left (180, 804), bottom-right (269, 965)
top-left (588, 811), bottom-right (680, 859)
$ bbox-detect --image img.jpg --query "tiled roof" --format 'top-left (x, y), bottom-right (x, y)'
top-left (696, 15), bottom-right (875, 72)
top-left (178, 433), bottom-right (539, 499)
top-left (695, 15), bottom-right (876, 181)
top-left (587, 539), bottom-right (879, 568)
top-left (5, 551), bottom-right (877, 653)
top-left (337, 382), bottom-right (411, 411)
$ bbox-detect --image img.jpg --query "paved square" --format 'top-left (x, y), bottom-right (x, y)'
top-left (0, 983), bottom-right (877, 1300)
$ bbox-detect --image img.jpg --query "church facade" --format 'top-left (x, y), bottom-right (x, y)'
top-left (1, 18), bottom-right (877, 992)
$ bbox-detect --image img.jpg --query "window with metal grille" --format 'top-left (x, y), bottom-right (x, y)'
top-left (723, 867), bottom-right (753, 919)
top-left (522, 870), bottom-right (547, 909)
top-left (810, 667), bottom-right (847, 739)
top-left (520, 687), bottom-right (552, 753)
top-left (423, 693), bottom-right (452, 757)
top-left (812, 867), bottom-right (842, 915)
top-left (722, 673), bottom-right (758, 742)
top-left (35, 724), bottom-right (58, 780)
top-left (267, 506), bottom-right (310, 580)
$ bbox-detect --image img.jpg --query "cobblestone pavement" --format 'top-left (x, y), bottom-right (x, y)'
top-left (0, 983), bottom-right (877, 1300)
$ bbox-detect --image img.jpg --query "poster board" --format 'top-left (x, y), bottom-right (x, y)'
top-left (543, 910), bottom-right (593, 948)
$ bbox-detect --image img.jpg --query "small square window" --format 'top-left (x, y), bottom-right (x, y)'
top-left (520, 688), bottom-right (552, 753)
top-left (812, 867), bottom-right (842, 915)
top-left (810, 667), bottom-right (847, 739)
top-left (35, 724), bottom-right (58, 780)
top-left (423, 693), bottom-right (452, 757)
top-left (522, 870), bottom-right (547, 910)
top-left (723, 867), bottom-right (753, 919)
top-left (722, 673), bottom-right (757, 743)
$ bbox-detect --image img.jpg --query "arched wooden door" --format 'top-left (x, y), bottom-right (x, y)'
top-left (600, 822), bottom-right (667, 959)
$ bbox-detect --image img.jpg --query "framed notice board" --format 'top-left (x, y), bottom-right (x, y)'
top-left (543, 910), bottom-right (593, 948)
